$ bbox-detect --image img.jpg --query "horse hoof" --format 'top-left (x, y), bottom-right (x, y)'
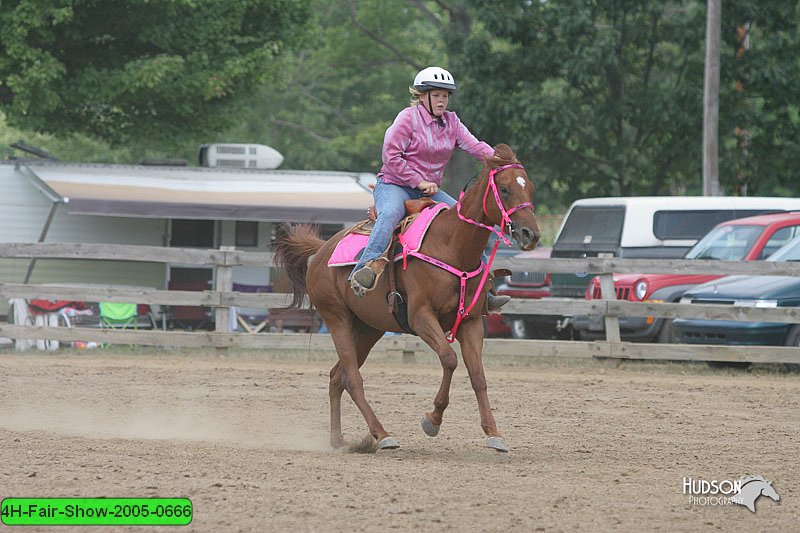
top-left (421, 415), bottom-right (440, 437)
top-left (377, 436), bottom-right (400, 450)
top-left (486, 436), bottom-right (509, 452)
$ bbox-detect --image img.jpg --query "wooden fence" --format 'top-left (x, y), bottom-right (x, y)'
top-left (1, 243), bottom-right (800, 364)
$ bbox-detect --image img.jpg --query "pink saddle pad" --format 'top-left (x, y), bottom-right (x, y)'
top-left (328, 233), bottom-right (370, 266)
top-left (327, 203), bottom-right (448, 267)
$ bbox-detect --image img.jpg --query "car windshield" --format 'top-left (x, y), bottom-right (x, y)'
top-left (767, 234), bottom-right (800, 262)
top-left (653, 209), bottom-right (777, 240)
top-left (684, 225), bottom-right (762, 260)
top-left (554, 206), bottom-right (625, 248)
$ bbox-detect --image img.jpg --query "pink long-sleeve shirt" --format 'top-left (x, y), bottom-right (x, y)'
top-left (378, 104), bottom-right (494, 188)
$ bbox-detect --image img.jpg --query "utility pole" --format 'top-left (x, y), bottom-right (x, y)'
top-left (703, 0), bottom-right (722, 196)
top-left (734, 23), bottom-right (750, 195)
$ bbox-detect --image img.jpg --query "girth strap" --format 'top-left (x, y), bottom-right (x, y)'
top-left (386, 240), bottom-right (416, 335)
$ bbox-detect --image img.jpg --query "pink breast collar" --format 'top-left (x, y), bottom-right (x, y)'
top-left (398, 244), bottom-right (499, 344)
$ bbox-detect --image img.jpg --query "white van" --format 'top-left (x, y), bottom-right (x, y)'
top-left (503, 196), bottom-right (800, 340)
top-left (550, 196), bottom-right (800, 298)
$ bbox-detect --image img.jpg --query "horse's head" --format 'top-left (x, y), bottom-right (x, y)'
top-left (735, 476), bottom-right (781, 512)
top-left (481, 144), bottom-right (540, 251)
top-left (760, 480), bottom-right (780, 502)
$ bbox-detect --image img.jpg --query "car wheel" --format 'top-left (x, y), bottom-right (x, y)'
top-left (510, 318), bottom-right (530, 339)
top-left (656, 319), bottom-right (675, 344)
top-left (784, 324), bottom-right (800, 346)
top-left (782, 325), bottom-right (800, 372)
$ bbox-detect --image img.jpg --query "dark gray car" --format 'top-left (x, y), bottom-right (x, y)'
top-left (674, 235), bottom-right (800, 347)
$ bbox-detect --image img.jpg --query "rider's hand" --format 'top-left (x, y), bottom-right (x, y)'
top-left (417, 180), bottom-right (439, 196)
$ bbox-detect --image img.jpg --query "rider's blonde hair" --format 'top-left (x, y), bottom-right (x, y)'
top-left (409, 87), bottom-right (451, 107)
top-left (409, 87), bottom-right (426, 107)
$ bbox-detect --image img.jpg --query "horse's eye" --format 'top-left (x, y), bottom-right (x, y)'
top-left (499, 186), bottom-right (509, 194)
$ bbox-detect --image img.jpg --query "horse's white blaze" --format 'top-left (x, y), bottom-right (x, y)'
top-left (516, 176), bottom-right (526, 188)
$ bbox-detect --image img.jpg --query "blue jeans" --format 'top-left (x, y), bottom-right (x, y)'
top-left (351, 178), bottom-right (457, 277)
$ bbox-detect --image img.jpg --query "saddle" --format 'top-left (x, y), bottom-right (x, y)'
top-left (328, 198), bottom-right (506, 334)
top-left (328, 199), bottom-right (445, 267)
top-left (327, 199), bottom-right (447, 334)
top-left (354, 197), bottom-right (437, 235)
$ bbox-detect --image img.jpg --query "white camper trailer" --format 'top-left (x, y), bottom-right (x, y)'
top-left (0, 151), bottom-right (375, 319)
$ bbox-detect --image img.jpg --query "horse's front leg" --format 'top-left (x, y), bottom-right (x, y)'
top-left (409, 307), bottom-right (459, 437)
top-left (456, 317), bottom-right (509, 452)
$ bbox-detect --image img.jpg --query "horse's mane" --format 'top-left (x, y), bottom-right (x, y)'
top-left (460, 144), bottom-right (521, 193)
top-left (484, 143), bottom-right (520, 169)
top-left (740, 475), bottom-right (769, 486)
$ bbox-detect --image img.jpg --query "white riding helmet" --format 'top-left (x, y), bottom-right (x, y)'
top-left (413, 66), bottom-right (456, 92)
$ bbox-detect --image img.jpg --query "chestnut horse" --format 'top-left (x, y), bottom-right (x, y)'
top-left (274, 144), bottom-right (540, 452)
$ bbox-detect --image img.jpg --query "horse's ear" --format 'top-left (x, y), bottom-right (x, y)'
top-left (483, 143), bottom-right (519, 169)
top-left (491, 143), bottom-right (518, 165)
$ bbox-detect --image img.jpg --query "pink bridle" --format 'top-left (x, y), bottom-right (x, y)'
top-left (401, 163), bottom-right (534, 343)
top-left (457, 163), bottom-right (534, 246)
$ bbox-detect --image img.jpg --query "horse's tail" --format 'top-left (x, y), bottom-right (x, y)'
top-left (273, 224), bottom-right (325, 309)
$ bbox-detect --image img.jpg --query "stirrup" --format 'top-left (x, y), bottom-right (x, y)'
top-left (350, 266), bottom-right (376, 297)
top-left (487, 293), bottom-right (510, 312)
top-left (351, 257), bottom-right (389, 296)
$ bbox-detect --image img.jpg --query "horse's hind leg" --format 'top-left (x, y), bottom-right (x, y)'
top-left (327, 319), bottom-right (390, 449)
top-left (328, 361), bottom-right (346, 448)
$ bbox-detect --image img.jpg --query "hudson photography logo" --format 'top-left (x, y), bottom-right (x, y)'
top-left (683, 475), bottom-right (780, 512)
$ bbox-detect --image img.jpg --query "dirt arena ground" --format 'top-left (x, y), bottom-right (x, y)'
top-left (1, 347), bottom-right (798, 532)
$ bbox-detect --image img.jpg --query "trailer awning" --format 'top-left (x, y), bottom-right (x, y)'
top-left (23, 163), bottom-right (375, 224)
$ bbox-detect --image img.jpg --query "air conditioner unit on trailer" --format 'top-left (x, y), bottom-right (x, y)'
top-left (198, 143), bottom-right (284, 170)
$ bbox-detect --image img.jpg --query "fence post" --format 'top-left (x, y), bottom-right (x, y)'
top-left (214, 246), bottom-right (235, 333)
top-left (382, 335), bottom-right (417, 362)
top-left (598, 273), bottom-right (621, 344)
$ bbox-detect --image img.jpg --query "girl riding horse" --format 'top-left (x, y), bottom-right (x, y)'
top-left (274, 143), bottom-right (540, 452)
top-left (349, 66), bottom-right (510, 312)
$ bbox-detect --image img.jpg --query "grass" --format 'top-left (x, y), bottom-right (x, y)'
top-left (35, 344), bottom-right (800, 378)
top-left (534, 213), bottom-right (564, 247)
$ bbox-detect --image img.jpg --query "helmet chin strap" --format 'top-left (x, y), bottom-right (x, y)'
top-left (425, 92), bottom-right (444, 126)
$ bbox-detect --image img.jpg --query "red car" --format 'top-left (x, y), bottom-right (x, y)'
top-left (573, 212), bottom-right (800, 342)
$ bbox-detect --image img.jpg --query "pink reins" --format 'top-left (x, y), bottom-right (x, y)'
top-left (401, 163), bottom-right (534, 343)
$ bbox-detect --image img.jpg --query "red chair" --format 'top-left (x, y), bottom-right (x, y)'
top-left (166, 280), bottom-right (212, 331)
top-left (25, 299), bottom-right (79, 351)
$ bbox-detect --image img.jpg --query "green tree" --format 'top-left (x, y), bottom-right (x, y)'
top-left (720, 1), bottom-right (800, 196)
top-left (453, 0), bottom-right (800, 207)
top-left (222, 0), bottom-right (462, 174)
top-left (0, 0), bottom-right (310, 150)
top-left (452, 0), bottom-right (710, 209)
